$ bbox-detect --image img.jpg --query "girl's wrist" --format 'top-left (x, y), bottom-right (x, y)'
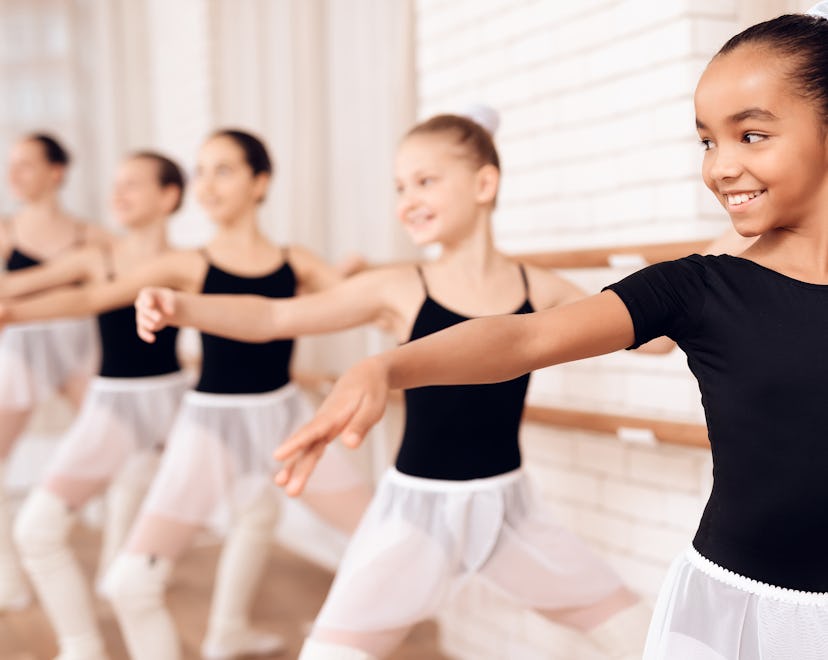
top-left (374, 351), bottom-right (398, 389)
top-left (170, 290), bottom-right (186, 325)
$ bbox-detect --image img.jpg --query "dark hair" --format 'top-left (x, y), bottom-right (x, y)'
top-left (26, 133), bottom-right (70, 166)
top-left (717, 13), bottom-right (828, 123)
top-left (130, 151), bottom-right (187, 213)
top-left (211, 128), bottom-right (273, 176)
top-left (406, 114), bottom-right (500, 170)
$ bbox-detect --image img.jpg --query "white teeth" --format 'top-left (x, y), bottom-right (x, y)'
top-left (407, 212), bottom-right (431, 225)
top-left (726, 191), bottom-right (762, 205)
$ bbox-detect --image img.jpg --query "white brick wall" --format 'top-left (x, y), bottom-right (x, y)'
top-left (417, 0), bottom-right (739, 252)
top-left (415, 1), bottom-right (737, 657)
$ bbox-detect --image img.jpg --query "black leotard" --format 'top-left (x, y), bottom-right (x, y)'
top-left (195, 250), bottom-right (296, 395)
top-left (96, 245), bottom-right (181, 378)
top-left (395, 264), bottom-right (534, 481)
top-left (607, 254), bottom-right (828, 591)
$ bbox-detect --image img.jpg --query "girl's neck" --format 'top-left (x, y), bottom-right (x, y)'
top-left (210, 208), bottom-right (264, 249)
top-left (121, 217), bottom-right (169, 255)
top-left (749, 229), bottom-right (828, 283)
top-left (436, 210), bottom-right (504, 275)
top-left (17, 195), bottom-right (68, 227)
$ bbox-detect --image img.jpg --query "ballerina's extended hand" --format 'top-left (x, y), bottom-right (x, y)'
top-left (273, 356), bottom-right (390, 496)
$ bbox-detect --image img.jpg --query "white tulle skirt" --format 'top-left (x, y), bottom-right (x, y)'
top-left (644, 546), bottom-right (828, 660)
top-left (0, 318), bottom-right (99, 409)
top-left (140, 383), bottom-right (364, 532)
top-left (313, 467), bottom-right (623, 633)
top-left (45, 371), bottom-right (190, 482)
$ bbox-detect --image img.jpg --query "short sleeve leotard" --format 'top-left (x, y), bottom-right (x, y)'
top-left (395, 264), bottom-right (534, 481)
top-left (605, 254), bottom-right (828, 591)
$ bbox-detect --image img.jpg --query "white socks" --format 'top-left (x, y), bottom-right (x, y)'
top-left (201, 491), bottom-right (284, 660)
top-left (587, 599), bottom-right (652, 660)
top-left (0, 461), bottom-right (31, 611)
top-left (103, 552), bottom-right (178, 660)
top-left (299, 638), bottom-right (377, 660)
top-left (14, 488), bottom-right (108, 660)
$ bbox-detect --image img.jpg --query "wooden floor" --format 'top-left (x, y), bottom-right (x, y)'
top-left (0, 525), bottom-right (451, 660)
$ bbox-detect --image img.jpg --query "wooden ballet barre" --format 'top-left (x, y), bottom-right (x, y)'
top-left (518, 239), bottom-right (709, 269)
top-left (293, 370), bottom-right (710, 449)
top-left (523, 404), bottom-right (709, 448)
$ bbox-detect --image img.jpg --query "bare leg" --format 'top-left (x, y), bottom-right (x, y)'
top-left (96, 453), bottom-right (159, 585)
top-left (539, 588), bottom-right (651, 660)
top-left (0, 406), bottom-right (32, 460)
top-left (58, 372), bottom-right (90, 411)
top-left (300, 484), bottom-right (373, 535)
top-left (538, 586), bottom-right (640, 631)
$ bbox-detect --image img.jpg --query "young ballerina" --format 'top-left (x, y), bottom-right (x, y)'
top-left (1, 151), bottom-right (188, 660)
top-left (0, 133), bottom-right (106, 611)
top-left (271, 11), bottom-right (828, 660)
top-left (0, 128), bottom-right (369, 660)
top-left (135, 113), bottom-right (650, 660)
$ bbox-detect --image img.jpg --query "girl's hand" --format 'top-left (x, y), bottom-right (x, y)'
top-left (274, 356), bottom-right (391, 496)
top-left (135, 286), bottom-right (177, 343)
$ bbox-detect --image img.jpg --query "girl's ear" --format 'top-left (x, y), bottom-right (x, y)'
top-left (160, 185), bottom-right (182, 214)
top-left (50, 164), bottom-right (67, 189)
top-left (475, 164), bottom-right (499, 205)
top-left (253, 172), bottom-right (271, 204)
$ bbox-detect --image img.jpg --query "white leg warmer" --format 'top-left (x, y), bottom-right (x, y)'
top-left (201, 491), bottom-right (284, 660)
top-left (587, 600), bottom-right (652, 660)
top-left (14, 488), bottom-right (107, 659)
top-left (299, 638), bottom-right (377, 660)
top-left (102, 552), bottom-right (178, 660)
top-left (0, 461), bottom-right (31, 611)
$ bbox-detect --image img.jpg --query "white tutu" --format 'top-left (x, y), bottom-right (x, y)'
top-left (313, 467), bottom-right (623, 633)
top-left (644, 546), bottom-right (828, 660)
top-left (45, 371), bottom-right (191, 482)
top-left (0, 318), bottom-right (99, 409)
top-left (140, 383), bottom-right (363, 531)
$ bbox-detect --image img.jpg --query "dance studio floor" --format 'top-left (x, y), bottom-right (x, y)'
top-left (0, 525), bottom-right (450, 659)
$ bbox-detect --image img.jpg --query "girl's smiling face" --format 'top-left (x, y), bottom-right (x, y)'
top-left (111, 157), bottom-right (175, 228)
top-left (194, 135), bottom-right (269, 226)
top-left (394, 132), bottom-right (497, 247)
top-left (695, 45), bottom-right (828, 237)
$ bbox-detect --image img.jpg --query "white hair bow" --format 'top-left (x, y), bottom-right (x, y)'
top-left (807, 1), bottom-right (828, 18)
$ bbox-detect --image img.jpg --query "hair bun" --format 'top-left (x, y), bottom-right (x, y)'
top-left (807, 1), bottom-right (828, 18)
top-left (457, 103), bottom-right (500, 136)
